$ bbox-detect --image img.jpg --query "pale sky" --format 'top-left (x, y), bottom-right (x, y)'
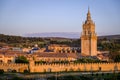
top-left (0, 0), bottom-right (120, 36)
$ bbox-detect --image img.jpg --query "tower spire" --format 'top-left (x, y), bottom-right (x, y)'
top-left (88, 6), bottom-right (90, 14)
top-left (87, 7), bottom-right (91, 21)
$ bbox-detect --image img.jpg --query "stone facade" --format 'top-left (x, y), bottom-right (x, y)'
top-left (81, 8), bottom-right (97, 56)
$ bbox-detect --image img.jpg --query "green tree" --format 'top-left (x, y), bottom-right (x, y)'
top-left (114, 54), bottom-right (120, 62)
top-left (15, 56), bottom-right (29, 63)
top-left (110, 50), bottom-right (120, 62)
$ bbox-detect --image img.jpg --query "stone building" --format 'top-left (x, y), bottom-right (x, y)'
top-left (81, 8), bottom-right (97, 56)
top-left (48, 44), bottom-right (80, 53)
top-left (0, 54), bottom-right (15, 63)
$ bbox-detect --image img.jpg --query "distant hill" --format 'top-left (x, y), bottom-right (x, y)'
top-left (0, 33), bottom-right (120, 40)
top-left (98, 35), bottom-right (120, 39)
top-left (24, 32), bottom-right (120, 39)
top-left (24, 32), bottom-right (80, 39)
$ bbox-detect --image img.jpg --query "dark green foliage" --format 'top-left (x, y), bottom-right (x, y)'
top-left (74, 58), bottom-right (101, 63)
top-left (114, 54), bottom-right (120, 62)
top-left (98, 38), bottom-right (120, 62)
top-left (0, 34), bottom-right (81, 47)
top-left (110, 50), bottom-right (120, 62)
top-left (15, 56), bottom-right (29, 63)
top-left (0, 34), bottom-right (45, 48)
top-left (35, 60), bottom-right (69, 64)
top-left (98, 38), bottom-right (120, 51)
top-left (0, 34), bottom-right (44, 44)
top-left (0, 69), bottom-right (4, 74)
top-left (35, 60), bottom-right (46, 64)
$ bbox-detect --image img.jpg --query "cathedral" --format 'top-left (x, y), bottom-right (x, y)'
top-left (81, 8), bottom-right (97, 56)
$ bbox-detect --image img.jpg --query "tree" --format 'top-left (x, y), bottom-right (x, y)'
top-left (114, 54), bottom-right (120, 62)
top-left (15, 56), bottom-right (29, 63)
top-left (0, 69), bottom-right (4, 74)
top-left (110, 50), bottom-right (120, 62)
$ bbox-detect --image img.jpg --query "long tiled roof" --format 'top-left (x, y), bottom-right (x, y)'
top-left (34, 52), bottom-right (78, 58)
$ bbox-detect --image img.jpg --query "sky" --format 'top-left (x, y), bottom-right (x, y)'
top-left (0, 0), bottom-right (120, 36)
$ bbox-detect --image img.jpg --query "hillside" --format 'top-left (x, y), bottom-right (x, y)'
top-left (0, 34), bottom-right (120, 42)
top-left (98, 35), bottom-right (120, 39)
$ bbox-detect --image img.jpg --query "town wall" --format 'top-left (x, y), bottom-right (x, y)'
top-left (0, 62), bottom-right (120, 73)
top-left (32, 63), bottom-right (120, 72)
top-left (0, 63), bottom-right (28, 72)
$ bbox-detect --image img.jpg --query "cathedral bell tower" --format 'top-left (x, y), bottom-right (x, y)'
top-left (81, 8), bottom-right (97, 56)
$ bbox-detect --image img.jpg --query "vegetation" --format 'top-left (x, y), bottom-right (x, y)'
top-left (0, 34), bottom-right (80, 48)
top-left (35, 60), bottom-right (69, 64)
top-left (98, 37), bottom-right (120, 51)
top-left (108, 50), bottom-right (120, 62)
top-left (0, 69), bottom-right (4, 74)
top-left (0, 34), bottom-right (45, 48)
top-left (15, 56), bottom-right (29, 63)
top-left (74, 58), bottom-right (101, 63)
top-left (47, 72), bottom-right (120, 80)
top-left (98, 37), bottom-right (120, 62)
top-left (35, 58), bottom-right (101, 64)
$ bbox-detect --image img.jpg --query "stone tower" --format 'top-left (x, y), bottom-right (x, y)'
top-left (81, 8), bottom-right (97, 56)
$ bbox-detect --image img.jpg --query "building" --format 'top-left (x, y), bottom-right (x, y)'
top-left (0, 54), bottom-right (15, 63)
top-left (81, 8), bottom-right (97, 56)
top-left (48, 44), bottom-right (80, 53)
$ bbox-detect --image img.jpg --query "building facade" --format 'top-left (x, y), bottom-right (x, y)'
top-left (81, 8), bottom-right (97, 56)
